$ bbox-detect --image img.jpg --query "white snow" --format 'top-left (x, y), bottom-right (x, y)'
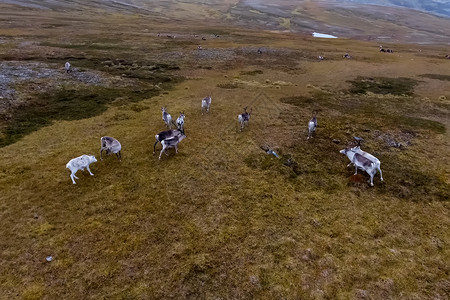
top-left (312, 32), bottom-right (338, 39)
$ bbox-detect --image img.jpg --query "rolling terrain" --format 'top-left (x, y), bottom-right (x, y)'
top-left (0, 1), bottom-right (449, 299)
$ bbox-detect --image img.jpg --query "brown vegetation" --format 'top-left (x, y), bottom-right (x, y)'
top-left (0, 1), bottom-right (449, 299)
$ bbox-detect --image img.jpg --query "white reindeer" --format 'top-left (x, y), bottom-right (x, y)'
top-left (340, 146), bottom-right (384, 186)
top-left (161, 107), bottom-right (173, 129)
top-left (65, 62), bottom-right (71, 73)
top-left (66, 155), bottom-right (97, 184)
top-left (176, 112), bottom-right (185, 133)
top-left (307, 111), bottom-right (318, 139)
top-left (201, 96), bottom-right (211, 114)
top-left (100, 136), bottom-right (122, 160)
top-left (238, 107), bottom-right (252, 131)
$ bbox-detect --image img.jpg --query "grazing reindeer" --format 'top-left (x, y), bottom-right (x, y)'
top-left (100, 136), bottom-right (122, 160)
top-left (307, 111), bottom-right (318, 139)
top-left (238, 106), bottom-right (252, 131)
top-left (340, 138), bottom-right (383, 186)
top-left (201, 96), bottom-right (212, 114)
top-left (340, 146), bottom-right (383, 186)
top-left (153, 129), bottom-right (183, 154)
top-left (161, 107), bottom-right (173, 129)
top-left (65, 62), bottom-right (71, 73)
top-left (176, 112), bottom-right (185, 133)
top-left (159, 133), bottom-right (186, 160)
top-left (66, 155), bottom-right (97, 184)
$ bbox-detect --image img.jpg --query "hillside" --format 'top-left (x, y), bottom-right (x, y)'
top-left (344, 0), bottom-right (450, 17)
top-left (1, 0), bottom-right (450, 44)
top-left (0, 1), bottom-right (449, 299)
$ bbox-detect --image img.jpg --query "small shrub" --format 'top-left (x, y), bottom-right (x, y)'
top-left (419, 74), bottom-right (450, 81)
top-left (240, 70), bottom-right (263, 76)
top-left (217, 82), bottom-right (240, 89)
top-left (347, 76), bottom-right (418, 96)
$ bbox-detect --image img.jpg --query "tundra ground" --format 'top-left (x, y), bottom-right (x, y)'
top-left (0, 3), bottom-right (449, 300)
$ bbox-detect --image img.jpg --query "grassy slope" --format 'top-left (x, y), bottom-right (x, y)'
top-left (0, 3), bottom-right (449, 300)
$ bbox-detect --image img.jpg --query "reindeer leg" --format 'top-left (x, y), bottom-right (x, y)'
top-left (153, 140), bottom-right (159, 155)
top-left (354, 164), bottom-right (358, 175)
top-left (87, 166), bottom-right (94, 176)
top-left (100, 149), bottom-right (103, 160)
top-left (378, 166), bottom-right (384, 182)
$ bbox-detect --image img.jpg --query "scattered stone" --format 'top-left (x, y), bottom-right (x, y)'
top-left (249, 275), bottom-right (259, 285)
top-left (46, 256), bottom-right (53, 262)
top-left (332, 139), bottom-right (340, 144)
top-left (302, 248), bottom-right (317, 261)
top-left (355, 289), bottom-right (370, 299)
top-left (373, 130), bottom-right (414, 148)
top-left (311, 219), bottom-right (322, 228)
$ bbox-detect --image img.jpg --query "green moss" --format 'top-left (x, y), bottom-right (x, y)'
top-left (419, 74), bottom-right (450, 81)
top-left (280, 95), bottom-right (313, 106)
top-left (394, 116), bottom-right (446, 134)
top-left (347, 76), bottom-right (418, 96)
top-left (0, 86), bottom-right (159, 147)
top-left (240, 69), bottom-right (263, 76)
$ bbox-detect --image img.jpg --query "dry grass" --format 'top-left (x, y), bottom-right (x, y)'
top-left (0, 3), bottom-right (449, 300)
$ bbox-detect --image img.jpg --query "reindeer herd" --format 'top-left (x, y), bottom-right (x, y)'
top-left (66, 93), bottom-right (383, 186)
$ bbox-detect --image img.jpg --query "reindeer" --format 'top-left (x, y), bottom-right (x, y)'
top-left (201, 96), bottom-right (211, 115)
top-left (65, 62), bottom-right (71, 73)
top-left (339, 137), bottom-right (384, 186)
top-left (100, 136), bottom-right (122, 160)
top-left (238, 107), bottom-right (252, 131)
top-left (159, 133), bottom-right (186, 160)
top-left (153, 129), bottom-right (183, 154)
top-left (176, 112), bottom-right (185, 133)
top-left (307, 111), bottom-right (318, 140)
top-left (66, 155), bottom-right (97, 184)
top-left (161, 107), bottom-right (173, 129)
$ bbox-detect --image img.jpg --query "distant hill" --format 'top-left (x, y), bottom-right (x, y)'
top-left (343, 0), bottom-right (450, 18)
top-left (1, 0), bottom-right (449, 44)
